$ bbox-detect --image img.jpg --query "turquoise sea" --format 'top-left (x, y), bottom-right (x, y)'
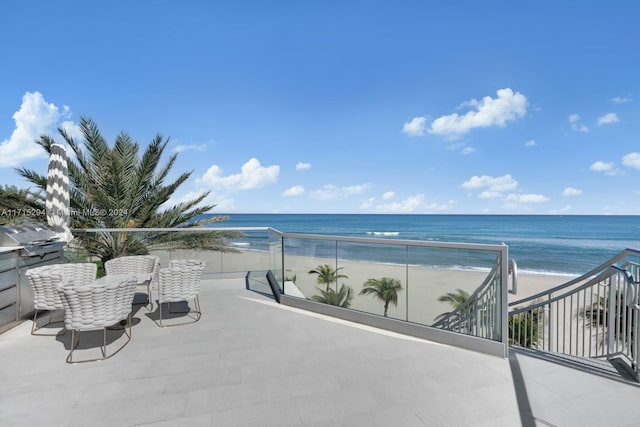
top-left (205, 214), bottom-right (640, 277)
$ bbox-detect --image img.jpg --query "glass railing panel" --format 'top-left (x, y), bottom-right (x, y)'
top-left (268, 230), bottom-right (283, 284)
top-left (335, 240), bottom-right (408, 320)
top-left (281, 237), bottom-right (339, 299)
top-left (63, 242), bottom-right (105, 276)
top-left (67, 227), bottom-right (507, 347)
top-left (213, 229), bottom-right (272, 274)
top-left (406, 245), bottom-right (502, 340)
top-left (246, 270), bottom-right (277, 298)
top-left (70, 228), bottom-right (275, 276)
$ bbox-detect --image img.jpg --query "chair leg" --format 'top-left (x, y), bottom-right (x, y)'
top-left (30, 309), bottom-right (39, 335)
top-left (193, 295), bottom-right (202, 321)
top-left (136, 282), bottom-right (153, 311)
top-left (66, 329), bottom-right (81, 363)
top-left (31, 309), bottom-right (67, 336)
top-left (65, 314), bottom-right (133, 364)
top-left (157, 297), bottom-right (201, 327)
top-left (146, 283), bottom-right (153, 311)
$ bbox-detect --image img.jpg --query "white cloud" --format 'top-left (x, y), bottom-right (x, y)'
top-left (505, 193), bottom-right (549, 203)
top-left (446, 142), bottom-right (464, 151)
top-left (360, 197), bottom-right (376, 209)
top-left (569, 114), bottom-right (589, 133)
top-left (461, 174), bottom-right (518, 193)
top-left (59, 120), bottom-right (82, 141)
top-left (164, 189), bottom-right (235, 213)
top-left (589, 161), bottom-right (613, 172)
top-left (197, 158), bottom-right (279, 190)
top-left (209, 197), bottom-right (236, 211)
top-left (611, 96), bottom-right (632, 104)
top-left (402, 117), bottom-right (427, 137)
top-left (555, 205), bottom-right (572, 213)
top-left (478, 191), bottom-right (503, 199)
top-left (283, 185), bottom-right (305, 196)
top-left (525, 139), bottom-right (537, 147)
top-left (428, 88), bottom-right (527, 138)
top-left (382, 191), bottom-right (395, 200)
top-left (563, 187), bottom-right (582, 196)
top-left (622, 152), bottom-right (640, 170)
top-left (426, 200), bottom-right (455, 212)
top-left (371, 194), bottom-right (426, 213)
top-left (460, 146), bottom-right (476, 155)
top-left (296, 162), bottom-right (311, 171)
top-left (597, 113), bottom-right (619, 126)
top-left (590, 160), bottom-right (622, 176)
top-left (173, 144), bottom-right (207, 153)
top-left (365, 193), bottom-right (453, 213)
top-left (0, 91), bottom-right (66, 167)
top-left (311, 183), bottom-right (371, 200)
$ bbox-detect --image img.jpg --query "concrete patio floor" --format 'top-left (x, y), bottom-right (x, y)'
top-left (2, 273), bottom-right (640, 426)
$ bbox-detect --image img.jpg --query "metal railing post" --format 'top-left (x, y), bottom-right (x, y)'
top-left (405, 245), bottom-right (409, 322)
top-left (608, 280), bottom-right (617, 355)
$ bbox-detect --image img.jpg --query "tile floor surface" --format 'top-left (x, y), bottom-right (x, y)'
top-left (1, 274), bottom-right (640, 426)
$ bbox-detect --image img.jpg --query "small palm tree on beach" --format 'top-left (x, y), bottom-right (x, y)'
top-left (308, 264), bottom-right (348, 292)
top-left (581, 290), bottom-right (636, 351)
top-left (311, 284), bottom-right (354, 308)
top-left (435, 288), bottom-right (470, 321)
top-left (360, 277), bottom-right (403, 317)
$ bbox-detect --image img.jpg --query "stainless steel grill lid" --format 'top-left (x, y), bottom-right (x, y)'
top-left (0, 224), bottom-right (64, 255)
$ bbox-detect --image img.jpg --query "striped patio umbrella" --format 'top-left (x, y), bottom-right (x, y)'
top-left (46, 144), bottom-right (73, 242)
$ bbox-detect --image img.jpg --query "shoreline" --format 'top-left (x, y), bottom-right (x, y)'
top-left (155, 248), bottom-right (574, 325)
top-left (225, 247), bottom-right (583, 278)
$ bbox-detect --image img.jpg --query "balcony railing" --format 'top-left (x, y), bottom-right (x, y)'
top-left (70, 226), bottom-right (509, 357)
top-left (509, 248), bottom-right (640, 381)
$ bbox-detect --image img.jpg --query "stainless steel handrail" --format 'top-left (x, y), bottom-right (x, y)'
top-left (508, 252), bottom-right (640, 381)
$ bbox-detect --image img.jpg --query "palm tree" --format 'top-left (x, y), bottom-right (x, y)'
top-left (0, 185), bottom-right (45, 224)
top-left (508, 310), bottom-right (539, 348)
top-left (360, 277), bottom-right (403, 317)
top-left (17, 117), bottom-right (240, 264)
top-left (435, 288), bottom-right (470, 321)
top-left (308, 264), bottom-right (348, 292)
top-left (311, 284), bottom-right (354, 308)
top-left (581, 290), bottom-right (636, 350)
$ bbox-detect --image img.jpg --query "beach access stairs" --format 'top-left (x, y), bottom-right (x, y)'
top-left (432, 247), bottom-right (640, 382)
top-left (507, 248), bottom-right (640, 382)
top-left (430, 254), bottom-right (502, 341)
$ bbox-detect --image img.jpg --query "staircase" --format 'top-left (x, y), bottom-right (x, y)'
top-left (508, 249), bottom-right (640, 381)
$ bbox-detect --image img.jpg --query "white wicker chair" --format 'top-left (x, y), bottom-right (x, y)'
top-left (26, 263), bottom-right (97, 336)
top-left (57, 275), bottom-right (137, 363)
top-left (104, 255), bottom-right (159, 310)
top-left (156, 259), bottom-right (205, 327)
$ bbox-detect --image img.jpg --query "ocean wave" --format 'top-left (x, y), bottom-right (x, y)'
top-left (516, 268), bottom-right (579, 278)
top-left (366, 231), bottom-right (400, 236)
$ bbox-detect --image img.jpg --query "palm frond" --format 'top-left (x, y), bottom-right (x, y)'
top-left (18, 116), bottom-right (228, 262)
top-left (311, 284), bottom-right (354, 308)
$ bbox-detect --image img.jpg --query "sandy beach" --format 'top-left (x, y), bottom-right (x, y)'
top-left (153, 248), bottom-right (574, 326)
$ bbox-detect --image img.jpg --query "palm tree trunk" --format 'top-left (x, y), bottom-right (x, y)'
top-left (384, 301), bottom-right (389, 317)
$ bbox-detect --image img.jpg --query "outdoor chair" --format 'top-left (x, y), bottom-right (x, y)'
top-left (26, 262), bottom-right (97, 336)
top-left (155, 259), bottom-right (205, 327)
top-left (104, 255), bottom-right (159, 311)
top-left (57, 275), bottom-right (137, 364)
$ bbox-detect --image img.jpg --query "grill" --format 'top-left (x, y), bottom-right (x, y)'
top-left (0, 224), bottom-right (65, 332)
top-left (0, 224), bottom-right (65, 256)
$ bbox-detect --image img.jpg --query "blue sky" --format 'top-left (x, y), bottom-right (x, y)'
top-left (1, 1), bottom-right (638, 214)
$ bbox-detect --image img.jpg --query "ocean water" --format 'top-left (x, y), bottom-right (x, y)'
top-left (204, 214), bottom-right (640, 276)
